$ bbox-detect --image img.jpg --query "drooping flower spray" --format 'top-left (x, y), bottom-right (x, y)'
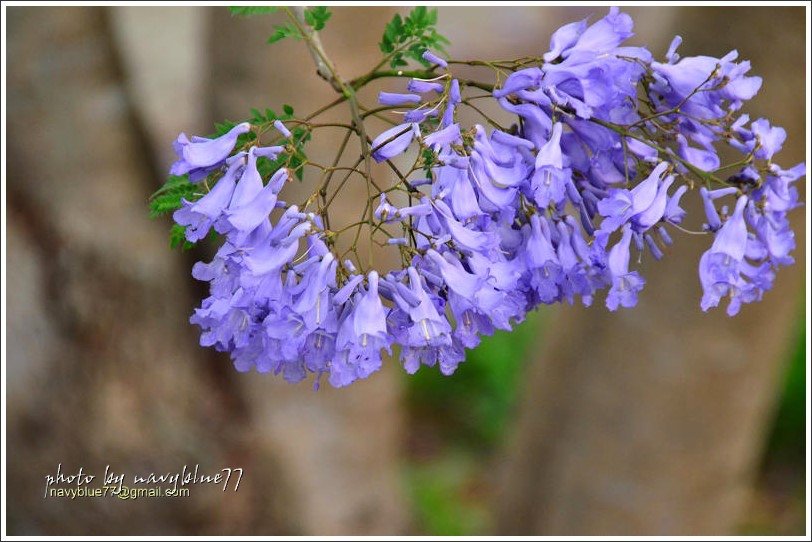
top-left (150, 7), bottom-right (804, 388)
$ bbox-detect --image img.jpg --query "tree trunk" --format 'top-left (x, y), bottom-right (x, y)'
top-left (495, 7), bottom-right (806, 536)
top-left (6, 7), bottom-right (292, 535)
top-left (6, 6), bottom-right (406, 535)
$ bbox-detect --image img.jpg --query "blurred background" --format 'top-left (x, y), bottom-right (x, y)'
top-left (5, 5), bottom-right (807, 536)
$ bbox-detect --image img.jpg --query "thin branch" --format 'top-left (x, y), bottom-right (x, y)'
top-left (289, 7), bottom-right (343, 93)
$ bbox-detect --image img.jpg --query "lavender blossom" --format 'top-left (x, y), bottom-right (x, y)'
top-left (171, 122), bottom-right (251, 180)
top-left (163, 7), bottom-right (803, 389)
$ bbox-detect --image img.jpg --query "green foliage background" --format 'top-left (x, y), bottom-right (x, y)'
top-left (404, 309), bottom-right (807, 535)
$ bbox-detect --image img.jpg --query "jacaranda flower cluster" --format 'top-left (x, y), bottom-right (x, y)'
top-left (168, 8), bottom-right (804, 387)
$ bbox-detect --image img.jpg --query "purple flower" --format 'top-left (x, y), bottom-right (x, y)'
top-left (750, 118), bottom-right (787, 160)
top-left (524, 215), bottom-right (563, 304)
top-left (469, 155), bottom-right (518, 213)
top-left (605, 226), bottom-right (645, 311)
top-left (244, 214), bottom-right (311, 276)
top-left (332, 271), bottom-right (391, 387)
top-left (407, 108), bottom-right (439, 123)
top-left (498, 98), bottom-right (552, 148)
top-left (493, 68), bottom-right (543, 99)
top-left (378, 91), bottom-right (422, 106)
top-left (626, 137), bottom-right (658, 163)
top-left (651, 49), bottom-right (762, 122)
top-left (433, 163), bottom-right (483, 221)
top-left (391, 267), bottom-right (454, 374)
top-left (676, 134), bottom-right (720, 171)
top-left (225, 150), bottom-right (288, 240)
top-left (699, 196), bottom-right (751, 315)
top-left (700, 187), bottom-right (723, 231)
top-left (749, 211), bottom-right (795, 266)
top-left (173, 159), bottom-right (241, 241)
top-left (408, 79), bottom-right (445, 94)
top-left (555, 221), bottom-right (595, 306)
top-left (273, 120), bottom-right (292, 138)
top-left (442, 79), bottom-right (461, 127)
top-left (291, 253), bottom-right (337, 331)
top-left (374, 193), bottom-right (398, 221)
top-left (664, 185), bottom-right (688, 224)
top-left (563, 7), bottom-right (634, 59)
top-left (543, 19), bottom-right (587, 62)
top-left (760, 163), bottom-right (805, 213)
top-left (170, 122), bottom-right (251, 180)
top-left (530, 123), bottom-right (575, 209)
top-left (598, 162), bottom-right (669, 233)
top-left (422, 50), bottom-right (447, 68)
top-left (631, 173), bottom-right (674, 231)
top-left (170, 7), bottom-right (803, 388)
top-left (424, 123), bottom-right (461, 150)
top-left (371, 123), bottom-right (419, 162)
top-left (432, 199), bottom-right (499, 255)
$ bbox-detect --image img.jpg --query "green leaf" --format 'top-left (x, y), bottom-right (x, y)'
top-left (380, 13), bottom-right (404, 54)
top-left (283, 103), bottom-right (295, 116)
top-left (379, 36), bottom-right (394, 53)
top-left (408, 6), bottom-right (428, 28)
top-left (287, 126), bottom-right (311, 181)
top-left (268, 23), bottom-right (303, 44)
top-left (149, 175), bottom-right (198, 218)
top-left (169, 224), bottom-right (194, 251)
top-left (228, 6), bottom-right (277, 17)
top-left (432, 31), bottom-right (451, 46)
top-left (421, 147), bottom-right (437, 177)
top-left (304, 6), bottom-right (331, 31)
top-left (379, 7), bottom-right (450, 69)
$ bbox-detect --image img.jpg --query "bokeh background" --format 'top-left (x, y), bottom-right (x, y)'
top-left (5, 5), bottom-right (807, 536)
